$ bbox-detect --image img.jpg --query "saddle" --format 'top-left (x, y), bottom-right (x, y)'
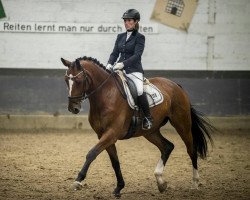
top-left (116, 71), bottom-right (164, 139)
top-left (116, 71), bottom-right (164, 110)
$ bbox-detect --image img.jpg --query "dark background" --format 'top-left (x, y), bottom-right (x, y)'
top-left (0, 68), bottom-right (249, 116)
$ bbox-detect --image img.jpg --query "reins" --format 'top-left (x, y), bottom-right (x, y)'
top-left (80, 71), bottom-right (127, 101)
top-left (82, 72), bottom-right (113, 101)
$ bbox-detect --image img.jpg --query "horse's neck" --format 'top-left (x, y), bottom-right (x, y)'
top-left (86, 65), bottom-right (115, 106)
top-left (86, 64), bottom-right (128, 130)
top-left (87, 65), bottom-right (109, 91)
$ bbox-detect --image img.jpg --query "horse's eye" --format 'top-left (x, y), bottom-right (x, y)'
top-left (75, 78), bottom-right (83, 83)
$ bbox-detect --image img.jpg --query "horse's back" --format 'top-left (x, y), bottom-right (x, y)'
top-left (149, 76), bottom-right (184, 95)
top-left (149, 77), bottom-right (191, 109)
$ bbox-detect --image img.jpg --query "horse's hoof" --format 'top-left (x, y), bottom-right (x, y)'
top-left (113, 191), bottom-right (121, 198)
top-left (157, 181), bottom-right (167, 193)
top-left (72, 181), bottom-right (83, 191)
top-left (191, 179), bottom-right (199, 190)
top-left (113, 189), bottom-right (121, 198)
top-left (191, 183), bottom-right (199, 190)
top-left (114, 193), bottom-right (121, 199)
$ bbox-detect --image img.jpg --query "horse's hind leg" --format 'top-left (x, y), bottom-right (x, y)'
top-left (178, 128), bottom-right (199, 189)
top-left (170, 119), bottom-right (199, 189)
top-left (144, 131), bottom-right (174, 193)
top-left (106, 144), bottom-right (125, 198)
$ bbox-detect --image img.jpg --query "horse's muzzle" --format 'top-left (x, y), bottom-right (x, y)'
top-left (68, 103), bottom-right (81, 114)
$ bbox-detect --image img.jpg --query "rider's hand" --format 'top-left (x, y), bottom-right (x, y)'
top-left (106, 63), bottom-right (113, 70)
top-left (113, 62), bottom-right (124, 71)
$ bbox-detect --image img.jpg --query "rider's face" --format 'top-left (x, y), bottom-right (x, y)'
top-left (124, 19), bottom-right (137, 31)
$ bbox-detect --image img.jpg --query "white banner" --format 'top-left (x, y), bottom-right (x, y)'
top-left (0, 21), bottom-right (158, 34)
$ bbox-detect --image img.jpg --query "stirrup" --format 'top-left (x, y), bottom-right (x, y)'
top-left (142, 117), bottom-right (153, 130)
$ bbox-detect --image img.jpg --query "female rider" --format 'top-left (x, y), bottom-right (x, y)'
top-left (106, 9), bottom-right (153, 130)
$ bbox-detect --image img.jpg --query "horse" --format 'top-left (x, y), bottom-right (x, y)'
top-left (61, 56), bottom-right (214, 197)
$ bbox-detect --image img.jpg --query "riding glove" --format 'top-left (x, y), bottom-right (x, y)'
top-left (113, 62), bottom-right (124, 71)
top-left (106, 63), bottom-right (113, 70)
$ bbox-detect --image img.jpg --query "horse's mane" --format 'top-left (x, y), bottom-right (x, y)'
top-left (77, 56), bottom-right (110, 73)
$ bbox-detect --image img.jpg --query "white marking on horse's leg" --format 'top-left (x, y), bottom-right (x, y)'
top-left (154, 158), bottom-right (167, 192)
top-left (192, 167), bottom-right (199, 189)
top-left (72, 181), bottom-right (82, 191)
top-left (68, 74), bottom-right (73, 96)
top-left (154, 159), bottom-right (164, 183)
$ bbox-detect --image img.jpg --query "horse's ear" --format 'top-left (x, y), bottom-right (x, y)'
top-left (61, 58), bottom-right (71, 67)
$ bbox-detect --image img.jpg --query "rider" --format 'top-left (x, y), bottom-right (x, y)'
top-left (106, 9), bottom-right (153, 130)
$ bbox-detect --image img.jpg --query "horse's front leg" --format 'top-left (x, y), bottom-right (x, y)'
top-left (72, 132), bottom-right (116, 190)
top-left (106, 144), bottom-right (125, 198)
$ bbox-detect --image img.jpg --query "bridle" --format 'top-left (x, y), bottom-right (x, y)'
top-left (65, 63), bottom-right (113, 102)
top-left (65, 69), bottom-right (86, 101)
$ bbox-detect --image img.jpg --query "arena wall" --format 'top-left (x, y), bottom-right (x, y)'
top-left (0, 0), bottom-right (249, 116)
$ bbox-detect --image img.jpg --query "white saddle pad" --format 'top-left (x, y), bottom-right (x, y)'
top-left (117, 71), bottom-right (164, 110)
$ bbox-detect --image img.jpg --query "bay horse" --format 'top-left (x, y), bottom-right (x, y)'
top-left (61, 56), bottom-right (214, 197)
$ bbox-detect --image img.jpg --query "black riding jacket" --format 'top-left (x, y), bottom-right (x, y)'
top-left (108, 30), bottom-right (145, 74)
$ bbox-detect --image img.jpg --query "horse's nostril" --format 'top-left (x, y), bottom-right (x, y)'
top-left (68, 106), bottom-right (79, 114)
top-left (74, 108), bottom-right (80, 114)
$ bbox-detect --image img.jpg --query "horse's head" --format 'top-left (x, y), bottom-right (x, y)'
top-left (61, 58), bottom-right (89, 114)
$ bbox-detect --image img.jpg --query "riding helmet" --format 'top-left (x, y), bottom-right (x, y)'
top-left (122, 9), bottom-right (140, 21)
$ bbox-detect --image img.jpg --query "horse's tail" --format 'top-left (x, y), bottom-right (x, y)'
top-left (191, 106), bottom-right (214, 159)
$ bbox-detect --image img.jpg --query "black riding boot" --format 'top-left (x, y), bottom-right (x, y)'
top-left (138, 93), bottom-right (153, 130)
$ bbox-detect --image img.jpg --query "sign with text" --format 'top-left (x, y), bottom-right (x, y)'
top-left (0, 21), bottom-right (158, 34)
top-left (151, 0), bottom-right (198, 32)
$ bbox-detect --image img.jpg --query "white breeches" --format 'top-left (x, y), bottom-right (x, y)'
top-left (126, 72), bottom-right (144, 96)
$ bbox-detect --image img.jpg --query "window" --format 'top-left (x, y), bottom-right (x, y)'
top-left (165, 0), bottom-right (185, 17)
